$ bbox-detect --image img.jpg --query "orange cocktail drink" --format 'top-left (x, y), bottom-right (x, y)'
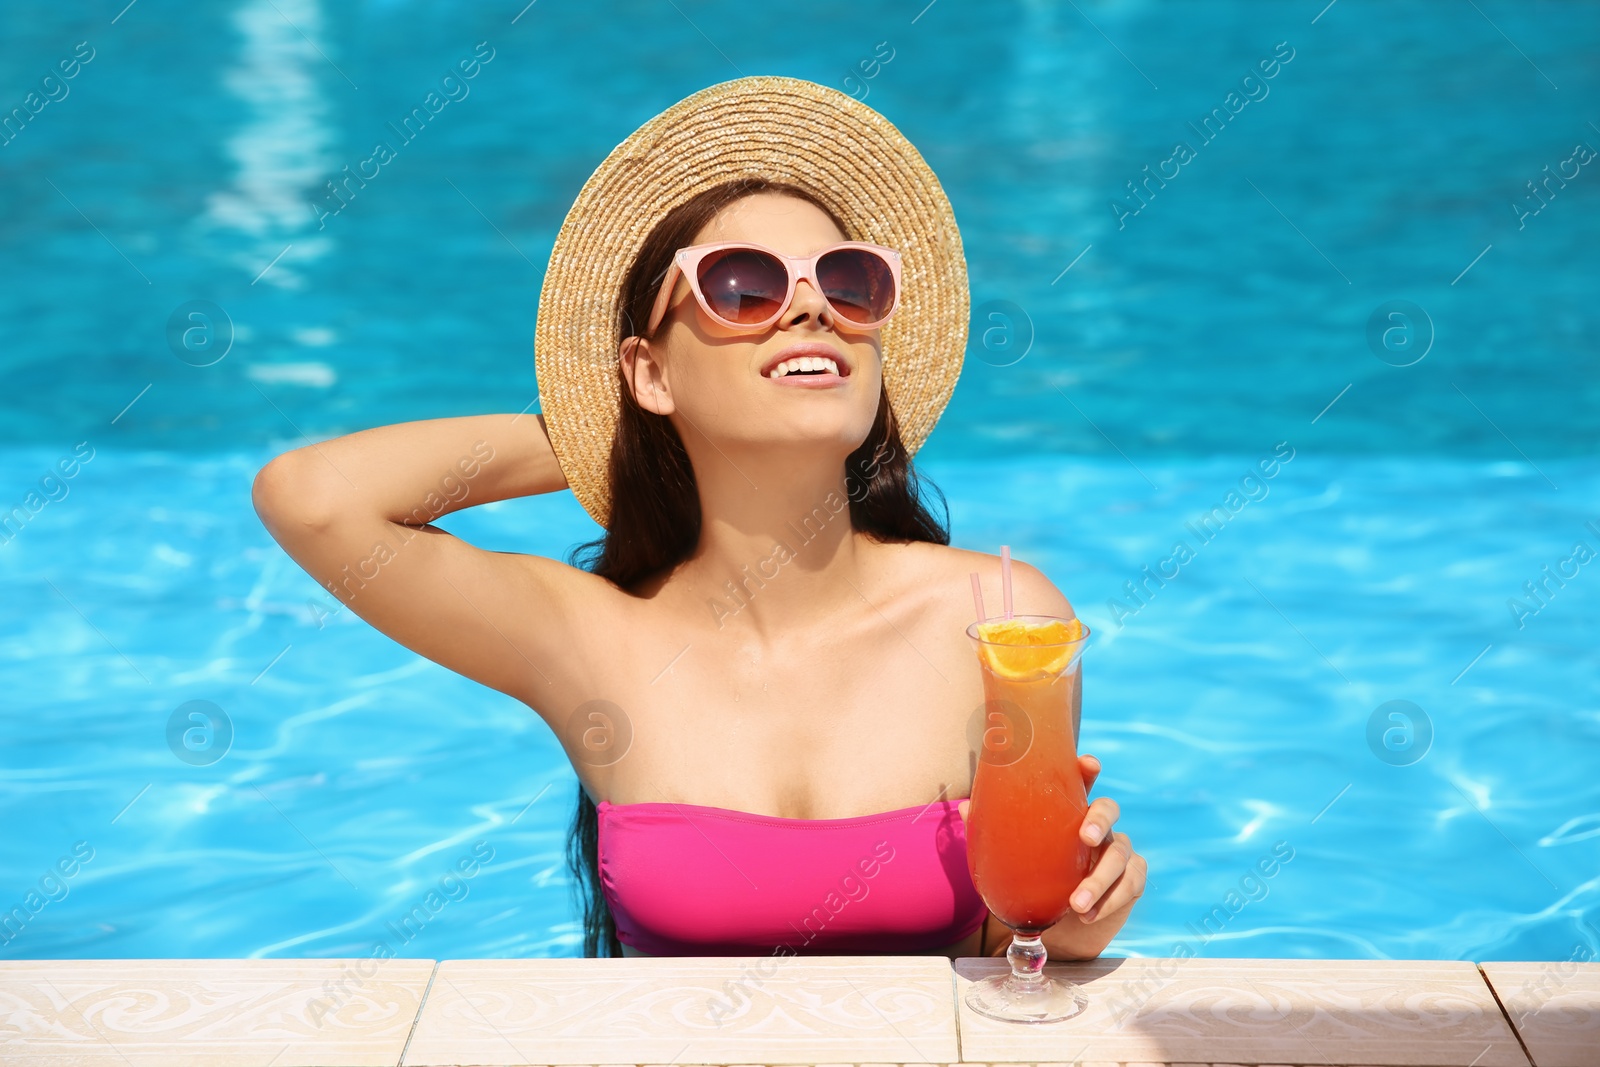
top-left (966, 615), bottom-right (1092, 928)
top-left (963, 613), bottom-right (1092, 1023)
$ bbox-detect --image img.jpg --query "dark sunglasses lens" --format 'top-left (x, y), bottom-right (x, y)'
top-left (817, 248), bottom-right (896, 324)
top-left (696, 248), bottom-right (788, 324)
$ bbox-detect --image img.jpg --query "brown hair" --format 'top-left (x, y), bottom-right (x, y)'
top-left (562, 178), bottom-right (951, 957)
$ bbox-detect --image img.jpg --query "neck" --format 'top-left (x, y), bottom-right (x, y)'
top-left (680, 447), bottom-right (871, 642)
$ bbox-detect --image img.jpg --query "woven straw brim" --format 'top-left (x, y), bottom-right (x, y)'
top-left (534, 75), bottom-right (969, 530)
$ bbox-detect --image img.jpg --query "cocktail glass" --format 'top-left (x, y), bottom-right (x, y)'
top-left (963, 613), bottom-right (1093, 1023)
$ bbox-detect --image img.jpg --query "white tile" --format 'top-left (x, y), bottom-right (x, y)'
top-left (402, 956), bottom-right (960, 1065)
top-left (953, 956), bottom-right (1528, 1065)
top-left (0, 958), bottom-right (435, 1067)
top-left (1482, 960), bottom-right (1600, 1067)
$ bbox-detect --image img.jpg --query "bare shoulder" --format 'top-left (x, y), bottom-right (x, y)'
top-left (867, 539), bottom-right (1075, 621)
top-left (885, 541), bottom-right (1077, 620)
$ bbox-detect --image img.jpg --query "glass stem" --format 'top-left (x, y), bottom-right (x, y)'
top-left (1006, 931), bottom-right (1047, 983)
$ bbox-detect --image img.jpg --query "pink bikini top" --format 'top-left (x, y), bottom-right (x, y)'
top-left (596, 797), bottom-right (988, 956)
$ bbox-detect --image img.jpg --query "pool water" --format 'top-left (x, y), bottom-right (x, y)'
top-left (2, 0), bottom-right (1597, 962)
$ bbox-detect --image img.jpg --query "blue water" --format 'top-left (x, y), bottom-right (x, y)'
top-left (3, 0), bottom-right (1597, 963)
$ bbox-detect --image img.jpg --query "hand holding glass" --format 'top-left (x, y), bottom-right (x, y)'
top-left (963, 613), bottom-right (1093, 1024)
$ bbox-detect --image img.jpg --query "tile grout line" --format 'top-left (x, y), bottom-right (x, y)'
top-left (1477, 962), bottom-right (1537, 1067)
top-left (948, 959), bottom-right (964, 1064)
top-left (396, 959), bottom-right (441, 1067)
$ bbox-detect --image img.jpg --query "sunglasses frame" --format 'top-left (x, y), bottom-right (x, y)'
top-left (644, 240), bottom-right (903, 336)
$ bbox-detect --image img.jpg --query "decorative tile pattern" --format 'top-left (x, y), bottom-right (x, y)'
top-left (0, 956), bottom-right (1564, 1066)
top-left (1481, 961), bottom-right (1600, 1067)
top-left (952, 957), bottom-right (1529, 1066)
top-left (0, 958), bottom-right (436, 1067)
top-left (400, 956), bottom-right (960, 1065)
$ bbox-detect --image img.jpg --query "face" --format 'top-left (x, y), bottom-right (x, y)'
top-left (619, 192), bottom-right (885, 460)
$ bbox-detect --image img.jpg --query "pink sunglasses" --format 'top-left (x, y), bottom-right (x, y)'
top-left (645, 240), bottom-right (902, 336)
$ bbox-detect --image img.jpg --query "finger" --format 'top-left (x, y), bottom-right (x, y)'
top-left (1077, 835), bottom-right (1141, 920)
top-left (958, 798), bottom-right (970, 825)
top-left (1082, 850), bottom-right (1148, 923)
top-left (1080, 796), bottom-right (1121, 846)
top-left (1069, 831), bottom-right (1131, 914)
top-left (1079, 753), bottom-right (1101, 792)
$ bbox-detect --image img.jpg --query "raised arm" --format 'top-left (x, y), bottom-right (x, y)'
top-left (250, 413), bottom-right (612, 715)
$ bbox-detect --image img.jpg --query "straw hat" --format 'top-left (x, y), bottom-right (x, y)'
top-left (533, 75), bottom-right (969, 529)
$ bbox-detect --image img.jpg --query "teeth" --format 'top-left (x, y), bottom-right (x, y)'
top-left (768, 356), bottom-right (841, 379)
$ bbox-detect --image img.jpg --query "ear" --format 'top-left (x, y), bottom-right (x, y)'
top-left (618, 335), bottom-right (675, 416)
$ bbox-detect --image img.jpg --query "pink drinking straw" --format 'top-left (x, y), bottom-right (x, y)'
top-left (970, 572), bottom-right (986, 624)
top-left (1000, 544), bottom-right (1014, 620)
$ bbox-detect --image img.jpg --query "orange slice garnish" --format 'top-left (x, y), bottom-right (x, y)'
top-left (975, 618), bottom-right (1085, 682)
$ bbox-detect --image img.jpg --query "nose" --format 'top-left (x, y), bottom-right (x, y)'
top-left (783, 277), bottom-right (834, 328)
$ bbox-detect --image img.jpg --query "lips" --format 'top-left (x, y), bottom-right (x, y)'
top-left (760, 342), bottom-right (852, 379)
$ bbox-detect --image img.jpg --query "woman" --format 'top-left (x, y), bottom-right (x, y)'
top-left (252, 76), bottom-right (1145, 962)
